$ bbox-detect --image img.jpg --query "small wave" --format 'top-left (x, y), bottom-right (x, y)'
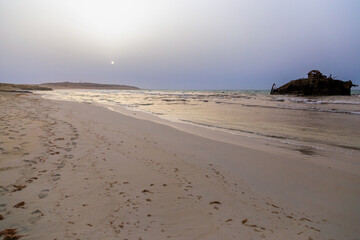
top-left (279, 97), bottom-right (360, 105)
top-left (138, 103), bottom-right (154, 106)
top-left (312, 100), bottom-right (360, 105)
top-left (241, 102), bottom-right (360, 115)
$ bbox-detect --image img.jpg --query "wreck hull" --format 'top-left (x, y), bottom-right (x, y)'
top-left (271, 70), bottom-right (357, 96)
top-left (271, 79), bottom-right (353, 95)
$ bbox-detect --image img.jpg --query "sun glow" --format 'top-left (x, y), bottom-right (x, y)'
top-left (62, 0), bottom-right (168, 47)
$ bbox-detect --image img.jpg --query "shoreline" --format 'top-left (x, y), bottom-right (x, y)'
top-left (1, 92), bottom-right (359, 239)
top-left (39, 89), bottom-right (360, 155)
top-left (40, 91), bottom-right (360, 176)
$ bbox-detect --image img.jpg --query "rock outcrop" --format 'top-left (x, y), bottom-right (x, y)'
top-left (270, 70), bottom-right (358, 95)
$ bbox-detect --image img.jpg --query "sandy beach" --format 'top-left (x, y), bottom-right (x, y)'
top-left (1, 92), bottom-right (359, 240)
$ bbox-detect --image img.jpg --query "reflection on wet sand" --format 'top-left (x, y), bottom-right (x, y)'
top-left (41, 90), bottom-right (360, 153)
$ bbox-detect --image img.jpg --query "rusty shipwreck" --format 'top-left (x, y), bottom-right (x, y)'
top-left (270, 70), bottom-right (357, 95)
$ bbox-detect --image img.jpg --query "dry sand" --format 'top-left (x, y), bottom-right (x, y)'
top-left (0, 92), bottom-right (359, 240)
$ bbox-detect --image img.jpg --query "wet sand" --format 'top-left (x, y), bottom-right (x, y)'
top-left (0, 92), bottom-right (359, 239)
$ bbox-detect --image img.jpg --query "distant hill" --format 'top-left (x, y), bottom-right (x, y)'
top-left (40, 82), bottom-right (140, 90)
top-left (0, 83), bottom-right (52, 92)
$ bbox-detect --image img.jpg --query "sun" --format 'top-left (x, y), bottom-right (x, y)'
top-left (111, 61), bottom-right (115, 65)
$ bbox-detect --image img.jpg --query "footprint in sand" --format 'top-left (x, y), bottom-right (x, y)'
top-left (38, 189), bottom-right (49, 199)
top-left (57, 163), bottom-right (65, 169)
top-left (23, 159), bottom-right (37, 164)
top-left (0, 203), bottom-right (7, 213)
top-left (0, 187), bottom-right (9, 194)
top-left (52, 174), bottom-right (61, 181)
top-left (29, 209), bottom-right (43, 224)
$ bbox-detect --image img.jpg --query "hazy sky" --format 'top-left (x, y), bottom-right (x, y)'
top-left (1, 0), bottom-right (359, 89)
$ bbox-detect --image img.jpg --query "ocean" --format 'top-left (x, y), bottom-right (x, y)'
top-left (40, 89), bottom-right (360, 154)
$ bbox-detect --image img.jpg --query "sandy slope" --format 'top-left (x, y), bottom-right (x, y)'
top-left (0, 93), bottom-right (359, 240)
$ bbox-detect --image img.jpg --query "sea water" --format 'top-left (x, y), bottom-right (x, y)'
top-left (41, 89), bottom-right (360, 153)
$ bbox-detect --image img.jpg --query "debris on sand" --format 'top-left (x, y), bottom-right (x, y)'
top-left (11, 185), bottom-right (26, 192)
top-left (0, 228), bottom-right (23, 239)
top-left (13, 202), bottom-right (25, 208)
top-left (141, 189), bottom-right (152, 194)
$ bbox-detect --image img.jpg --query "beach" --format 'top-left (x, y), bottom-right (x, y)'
top-left (1, 92), bottom-right (359, 240)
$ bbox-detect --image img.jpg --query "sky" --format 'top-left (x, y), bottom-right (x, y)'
top-left (0, 0), bottom-right (359, 90)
